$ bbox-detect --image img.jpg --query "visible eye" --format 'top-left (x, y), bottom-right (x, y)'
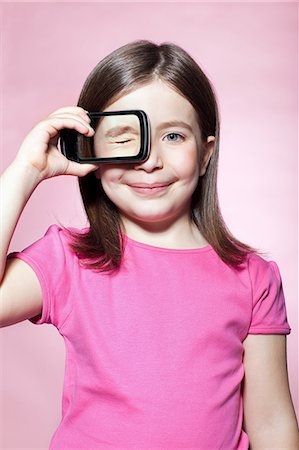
top-left (164, 133), bottom-right (184, 143)
top-left (115, 139), bottom-right (132, 144)
top-left (110, 135), bottom-right (135, 145)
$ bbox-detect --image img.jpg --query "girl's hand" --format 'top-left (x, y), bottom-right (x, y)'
top-left (13, 106), bottom-right (98, 183)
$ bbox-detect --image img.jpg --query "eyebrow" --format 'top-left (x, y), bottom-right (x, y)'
top-left (156, 121), bottom-right (193, 132)
top-left (105, 126), bottom-right (139, 138)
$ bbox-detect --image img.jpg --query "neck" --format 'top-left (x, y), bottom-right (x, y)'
top-left (120, 214), bottom-right (209, 249)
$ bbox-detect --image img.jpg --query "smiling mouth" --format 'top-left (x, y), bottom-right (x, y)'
top-left (127, 182), bottom-right (173, 195)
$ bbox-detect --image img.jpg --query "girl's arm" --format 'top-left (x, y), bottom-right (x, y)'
top-left (242, 334), bottom-right (299, 448)
top-left (0, 107), bottom-right (96, 327)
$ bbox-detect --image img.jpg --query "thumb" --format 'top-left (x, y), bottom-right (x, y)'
top-left (65, 161), bottom-right (99, 177)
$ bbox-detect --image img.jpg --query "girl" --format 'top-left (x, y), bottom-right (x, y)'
top-left (1, 40), bottom-right (298, 449)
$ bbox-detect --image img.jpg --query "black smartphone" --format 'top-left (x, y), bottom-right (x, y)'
top-left (59, 110), bottom-right (150, 164)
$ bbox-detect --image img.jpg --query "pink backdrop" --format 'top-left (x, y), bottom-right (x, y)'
top-left (1, 2), bottom-right (297, 448)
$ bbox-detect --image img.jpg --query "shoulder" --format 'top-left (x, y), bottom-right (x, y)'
top-left (36, 223), bottom-right (88, 247)
top-left (43, 223), bottom-right (87, 239)
top-left (17, 224), bottom-right (90, 264)
top-left (245, 251), bottom-right (282, 286)
top-left (244, 251), bottom-right (291, 334)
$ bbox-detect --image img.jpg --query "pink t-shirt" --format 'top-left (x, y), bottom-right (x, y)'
top-left (11, 225), bottom-right (291, 449)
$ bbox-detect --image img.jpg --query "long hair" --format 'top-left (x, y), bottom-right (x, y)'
top-left (69, 40), bottom-right (262, 271)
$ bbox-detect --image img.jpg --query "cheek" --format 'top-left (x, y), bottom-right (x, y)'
top-left (96, 166), bottom-right (130, 207)
top-left (96, 166), bottom-right (125, 183)
top-left (170, 145), bottom-right (200, 179)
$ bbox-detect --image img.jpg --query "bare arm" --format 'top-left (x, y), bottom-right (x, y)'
top-left (242, 334), bottom-right (299, 449)
top-left (0, 159), bottom-right (40, 278)
top-left (0, 107), bottom-right (96, 327)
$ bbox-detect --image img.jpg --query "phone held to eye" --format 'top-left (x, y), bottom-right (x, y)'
top-left (59, 110), bottom-right (150, 164)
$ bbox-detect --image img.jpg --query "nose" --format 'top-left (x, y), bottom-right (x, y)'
top-left (134, 139), bottom-right (163, 173)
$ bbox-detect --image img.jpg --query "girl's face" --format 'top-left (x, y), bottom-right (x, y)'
top-left (95, 79), bottom-right (214, 230)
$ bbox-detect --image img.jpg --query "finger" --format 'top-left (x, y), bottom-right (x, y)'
top-left (49, 111), bottom-right (91, 125)
top-left (65, 160), bottom-right (99, 177)
top-left (48, 107), bottom-right (91, 126)
top-left (35, 117), bottom-right (94, 141)
top-left (49, 106), bottom-right (89, 119)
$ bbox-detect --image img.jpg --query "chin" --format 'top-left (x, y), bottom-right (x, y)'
top-left (122, 207), bottom-right (183, 226)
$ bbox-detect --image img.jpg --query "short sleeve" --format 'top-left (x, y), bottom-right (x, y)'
top-left (8, 224), bottom-right (74, 329)
top-left (247, 254), bottom-right (291, 335)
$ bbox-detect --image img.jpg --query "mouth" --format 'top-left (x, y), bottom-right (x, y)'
top-left (127, 182), bottom-right (173, 195)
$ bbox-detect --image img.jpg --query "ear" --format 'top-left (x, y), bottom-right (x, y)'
top-left (199, 136), bottom-right (215, 176)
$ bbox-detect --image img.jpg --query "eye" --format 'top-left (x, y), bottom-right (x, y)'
top-left (110, 135), bottom-right (135, 144)
top-left (164, 133), bottom-right (184, 143)
top-left (115, 139), bottom-right (132, 144)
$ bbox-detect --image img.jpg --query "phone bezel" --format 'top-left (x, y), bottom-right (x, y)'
top-left (59, 109), bottom-right (150, 164)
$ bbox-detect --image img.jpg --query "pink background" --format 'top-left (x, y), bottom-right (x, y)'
top-left (1, 2), bottom-right (298, 448)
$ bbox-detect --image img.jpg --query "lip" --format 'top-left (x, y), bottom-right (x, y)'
top-left (127, 182), bottom-right (173, 195)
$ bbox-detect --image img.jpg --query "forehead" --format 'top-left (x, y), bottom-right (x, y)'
top-left (103, 79), bottom-right (199, 129)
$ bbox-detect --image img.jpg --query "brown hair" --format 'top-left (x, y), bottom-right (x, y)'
top-left (69, 39), bottom-right (263, 271)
